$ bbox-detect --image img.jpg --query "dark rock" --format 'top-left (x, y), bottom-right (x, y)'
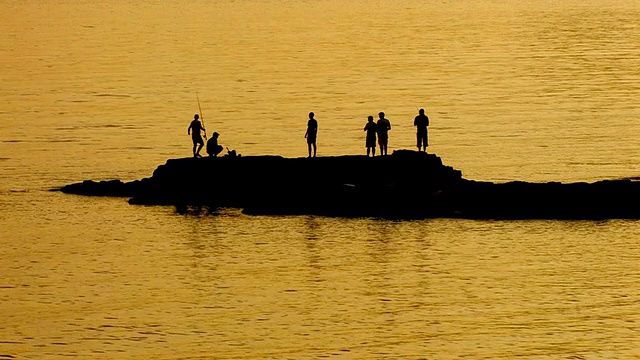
top-left (57, 150), bottom-right (640, 219)
top-left (60, 179), bottom-right (142, 197)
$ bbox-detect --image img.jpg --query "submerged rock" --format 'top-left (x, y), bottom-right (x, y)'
top-left (59, 150), bottom-right (640, 219)
top-left (60, 179), bottom-right (142, 197)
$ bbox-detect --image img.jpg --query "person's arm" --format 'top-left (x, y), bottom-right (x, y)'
top-left (388, 121), bottom-right (391, 130)
top-left (188, 124), bottom-right (191, 135)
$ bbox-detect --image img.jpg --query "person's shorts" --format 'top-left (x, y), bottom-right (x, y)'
top-left (366, 136), bottom-right (377, 148)
top-left (307, 135), bottom-right (317, 144)
top-left (378, 133), bottom-right (388, 145)
top-left (417, 130), bottom-right (428, 147)
top-left (208, 144), bottom-right (223, 156)
top-left (192, 135), bottom-right (204, 145)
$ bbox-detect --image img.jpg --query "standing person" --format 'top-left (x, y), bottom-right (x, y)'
top-left (206, 132), bottom-right (224, 157)
top-left (414, 108), bottom-right (430, 152)
top-left (188, 114), bottom-right (206, 157)
top-left (376, 111), bottom-right (391, 156)
top-left (364, 115), bottom-right (377, 157)
top-left (305, 112), bottom-right (318, 158)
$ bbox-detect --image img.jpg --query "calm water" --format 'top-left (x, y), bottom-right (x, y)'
top-left (1, 0), bottom-right (640, 358)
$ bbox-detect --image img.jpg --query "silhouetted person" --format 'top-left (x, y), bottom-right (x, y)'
top-left (414, 108), bottom-right (430, 152)
top-left (206, 132), bottom-right (223, 157)
top-left (188, 114), bottom-right (206, 157)
top-left (376, 112), bottom-right (391, 156)
top-left (305, 112), bottom-right (318, 158)
top-left (364, 115), bottom-right (377, 157)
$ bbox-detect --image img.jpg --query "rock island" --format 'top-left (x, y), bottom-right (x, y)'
top-left (59, 150), bottom-right (640, 220)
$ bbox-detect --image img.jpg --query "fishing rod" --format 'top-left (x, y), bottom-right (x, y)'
top-left (196, 91), bottom-right (207, 140)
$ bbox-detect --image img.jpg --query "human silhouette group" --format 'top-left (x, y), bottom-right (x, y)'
top-left (305, 109), bottom-right (429, 158)
top-left (188, 114), bottom-right (222, 158)
top-left (363, 112), bottom-right (392, 156)
top-left (188, 109), bottom-right (430, 158)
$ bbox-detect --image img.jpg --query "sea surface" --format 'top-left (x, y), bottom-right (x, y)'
top-left (1, 0), bottom-right (640, 359)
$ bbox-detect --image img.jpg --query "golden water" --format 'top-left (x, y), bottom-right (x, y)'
top-left (1, 0), bottom-right (639, 358)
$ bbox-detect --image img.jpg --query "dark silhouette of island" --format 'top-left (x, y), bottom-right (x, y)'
top-left (56, 150), bottom-right (640, 220)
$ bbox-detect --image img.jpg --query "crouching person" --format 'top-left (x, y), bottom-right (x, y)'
top-left (206, 132), bottom-right (224, 157)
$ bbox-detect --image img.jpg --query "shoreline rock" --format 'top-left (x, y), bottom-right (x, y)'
top-left (59, 150), bottom-right (640, 219)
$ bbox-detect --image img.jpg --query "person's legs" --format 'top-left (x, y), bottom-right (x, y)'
top-left (422, 133), bottom-right (428, 152)
top-left (312, 143), bottom-right (317, 157)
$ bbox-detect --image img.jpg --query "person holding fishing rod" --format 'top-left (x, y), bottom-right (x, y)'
top-left (188, 93), bottom-right (208, 158)
top-left (188, 113), bottom-right (206, 157)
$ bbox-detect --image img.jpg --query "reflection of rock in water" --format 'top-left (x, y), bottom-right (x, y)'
top-left (59, 150), bottom-right (640, 220)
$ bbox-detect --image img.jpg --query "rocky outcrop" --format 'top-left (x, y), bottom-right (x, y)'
top-left (442, 179), bottom-right (640, 219)
top-left (59, 179), bottom-right (143, 197)
top-left (59, 150), bottom-right (640, 219)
